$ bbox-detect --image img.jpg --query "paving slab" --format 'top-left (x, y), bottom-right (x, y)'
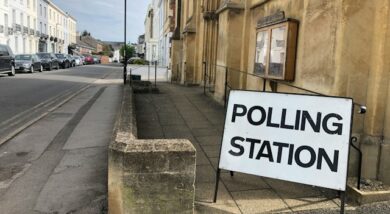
top-left (284, 197), bottom-right (339, 212)
top-left (231, 189), bottom-right (291, 213)
top-left (195, 183), bottom-right (241, 214)
top-left (134, 83), bottom-right (371, 214)
top-left (221, 173), bottom-right (270, 192)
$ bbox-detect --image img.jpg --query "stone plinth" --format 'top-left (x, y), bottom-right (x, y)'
top-left (108, 86), bottom-right (196, 214)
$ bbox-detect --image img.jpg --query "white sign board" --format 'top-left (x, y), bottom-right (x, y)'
top-left (219, 91), bottom-right (353, 191)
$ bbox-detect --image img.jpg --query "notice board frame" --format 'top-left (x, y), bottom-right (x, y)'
top-left (213, 89), bottom-right (354, 214)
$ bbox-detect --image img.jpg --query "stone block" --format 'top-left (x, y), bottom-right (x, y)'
top-left (109, 139), bottom-right (196, 214)
top-left (360, 136), bottom-right (381, 179)
top-left (379, 144), bottom-right (390, 185)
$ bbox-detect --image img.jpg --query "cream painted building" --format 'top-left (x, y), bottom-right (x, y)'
top-left (67, 14), bottom-right (76, 46)
top-left (0, 0), bottom-right (9, 45)
top-left (171, 0), bottom-right (390, 186)
top-left (144, 2), bottom-right (159, 62)
top-left (0, 0), bottom-right (39, 54)
top-left (47, 1), bottom-right (65, 53)
top-left (0, 0), bottom-right (76, 54)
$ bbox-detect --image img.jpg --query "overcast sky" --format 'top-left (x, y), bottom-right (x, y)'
top-left (51, 0), bottom-right (149, 43)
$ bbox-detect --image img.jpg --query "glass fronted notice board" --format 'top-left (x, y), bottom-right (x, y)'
top-left (254, 20), bottom-right (298, 81)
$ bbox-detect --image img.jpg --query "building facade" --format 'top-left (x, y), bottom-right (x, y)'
top-left (144, 1), bottom-right (159, 63)
top-left (37, 0), bottom-right (49, 52)
top-left (170, 0), bottom-right (390, 185)
top-left (137, 34), bottom-right (145, 58)
top-left (0, 0), bottom-right (76, 54)
top-left (144, 0), bottom-right (175, 66)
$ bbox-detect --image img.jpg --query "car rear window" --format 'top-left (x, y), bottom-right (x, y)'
top-left (37, 53), bottom-right (50, 58)
top-left (15, 55), bottom-right (32, 60)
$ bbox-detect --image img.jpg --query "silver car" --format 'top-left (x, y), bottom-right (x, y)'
top-left (15, 54), bottom-right (43, 73)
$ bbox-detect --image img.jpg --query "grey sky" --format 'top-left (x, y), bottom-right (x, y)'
top-left (51, 0), bottom-right (149, 43)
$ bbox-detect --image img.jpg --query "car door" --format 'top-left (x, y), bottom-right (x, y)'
top-left (0, 46), bottom-right (7, 71)
top-left (33, 55), bottom-right (40, 69)
top-left (51, 53), bottom-right (59, 68)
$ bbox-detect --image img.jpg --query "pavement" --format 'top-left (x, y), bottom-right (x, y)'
top-left (0, 64), bottom-right (124, 214)
top-left (135, 83), bottom-right (390, 214)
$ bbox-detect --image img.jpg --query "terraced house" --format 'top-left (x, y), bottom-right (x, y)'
top-left (0, 0), bottom-right (76, 54)
top-left (171, 0), bottom-right (390, 186)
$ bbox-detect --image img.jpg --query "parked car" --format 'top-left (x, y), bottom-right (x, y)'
top-left (55, 53), bottom-right (70, 68)
top-left (0, 44), bottom-right (15, 76)
top-left (73, 56), bottom-right (82, 66)
top-left (93, 55), bottom-right (100, 64)
top-left (15, 54), bottom-right (43, 73)
top-left (83, 54), bottom-right (94, 64)
top-left (67, 54), bottom-right (76, 67)
top-left (36, 52), bottom-right (60, 71)
top-left (80, 56), bottom-right (86, 65)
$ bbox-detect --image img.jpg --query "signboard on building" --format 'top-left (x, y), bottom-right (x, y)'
top-left (218, 90), bottom-right (353, 191)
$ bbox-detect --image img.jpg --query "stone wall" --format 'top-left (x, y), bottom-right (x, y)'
top-left (170, 0), bottom-right (390, 185)
top-left (108, 86), bottom-right (196, 214)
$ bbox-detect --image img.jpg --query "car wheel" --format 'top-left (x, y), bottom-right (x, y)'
top-left (48, 63), bottom-right (52, 71)
top-left (30, 66), bottom-right (34, 73)
top-left (40, 65), bottom-right (43, 72)
top-left (8, 65), bottom-right (15, 76)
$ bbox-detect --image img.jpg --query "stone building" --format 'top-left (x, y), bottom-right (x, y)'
top-left (171, 0), bottom-right (390, 185)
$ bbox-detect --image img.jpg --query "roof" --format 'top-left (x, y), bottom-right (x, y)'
top-left (76, 37), bottom-right (96, 50)
top-left (103, 41), bottom-right (123, 50)
top-left (79, 35), bottom-right (102, 48)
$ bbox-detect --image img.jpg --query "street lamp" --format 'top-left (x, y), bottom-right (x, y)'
top-left (123, 0), bottom-right (127, 85)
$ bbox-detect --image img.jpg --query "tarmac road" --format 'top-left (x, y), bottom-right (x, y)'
top-left (0, 64), bottom-right (123, 213)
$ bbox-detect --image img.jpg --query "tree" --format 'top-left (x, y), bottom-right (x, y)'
top-left (120, 44), bottom-right (136, 59)
top-left (82, 30), bottom-right (90, 36)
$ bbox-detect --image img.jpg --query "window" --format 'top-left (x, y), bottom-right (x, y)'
top-left (27, 0), bottom-right (30, 8)
top-left (4, 14), bottom-right (8, 28)
top-left (44, 23), bottom-right (46, 34)
top-left (12, 10), bottom-right (16, 24)
top-left (33, 0), bottom-right (35, 10)
top-left (20, 12), bottom-right (23, 26)
top-left (254, 20), bottom-right (298, 81)
top-left (39, 22), bottom-right (42, 32)
top-left (23, 38), bottom-right (26, 53)
top-left (15, 36), bottom-right (18, 53)
top-left (40, 4), bottom-right (42, 16)
top-left (44, 7), bottom-right (46, 18)
top-left (4, 0), bottom-right (8, 6)
top-left (33, 18), bottom-right (36, 30)
top-left (254, 31), bottom-right (269, 75)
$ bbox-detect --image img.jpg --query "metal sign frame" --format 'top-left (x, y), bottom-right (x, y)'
top-left (213, 89), bottom-right (354, 214)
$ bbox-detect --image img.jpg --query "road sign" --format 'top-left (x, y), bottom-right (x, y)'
top-left (218, 90), bottom-right (353, 191)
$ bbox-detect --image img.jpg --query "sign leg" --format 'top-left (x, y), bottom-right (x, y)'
top-left (340, 191), bottom-right (346, 214)
top-left (230, 171), bottom-right (234, 177)
top-left (213, 168), bottom-right (221, 203)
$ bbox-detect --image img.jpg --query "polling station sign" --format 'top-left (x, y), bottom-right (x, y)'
top-left (218, 91), bottom-right (353, 191)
